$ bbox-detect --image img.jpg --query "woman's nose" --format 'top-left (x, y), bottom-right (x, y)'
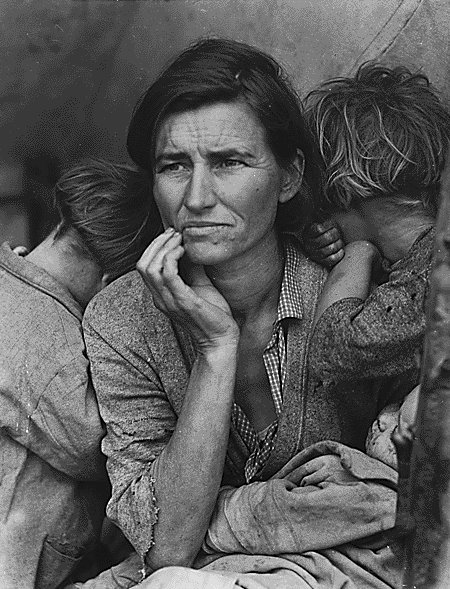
top-left (183, 166), bottom-right (216, 211)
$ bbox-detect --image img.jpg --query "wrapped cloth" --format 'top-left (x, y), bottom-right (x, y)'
top-left (70, 441), bottom-right (404, 588)
top-left (203, 440), bottom-right (398, 557)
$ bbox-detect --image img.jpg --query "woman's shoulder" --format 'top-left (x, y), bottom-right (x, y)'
top-left (286, 236), bottom-right (328, 286)
top-left (83, 269), bottom-right (168, 335)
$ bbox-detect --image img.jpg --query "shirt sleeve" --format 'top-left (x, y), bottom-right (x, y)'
top-left (309, 267), bottom-right (429, 382)
top-left (204, 441), bottom-right (398, 556)
top-left (4, 354), bottom-right (107, 482)
top-left (83, 309), bottom-right (178, 560)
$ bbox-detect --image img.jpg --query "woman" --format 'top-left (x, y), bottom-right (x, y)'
top-left (82, 39), bottom-right (415, 588)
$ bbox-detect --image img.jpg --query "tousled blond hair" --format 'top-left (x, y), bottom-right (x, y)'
top-left (305, 62), bottom-right (450, 215)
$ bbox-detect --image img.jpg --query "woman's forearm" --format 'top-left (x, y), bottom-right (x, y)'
top-left (205, 447), bottom-right (398, 556)
top-left (146, 343), bottom-right (238, 570)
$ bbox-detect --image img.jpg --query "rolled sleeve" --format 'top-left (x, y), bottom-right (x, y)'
top-left (205, 442), bottom-right (398, 556)
top-left (83, 315), bottom-right (177, 559)
top-left (309, 271), bottom-right (428, 381)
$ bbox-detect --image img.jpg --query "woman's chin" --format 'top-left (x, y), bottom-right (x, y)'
top-left (184, 242), bottom-right (233, 266)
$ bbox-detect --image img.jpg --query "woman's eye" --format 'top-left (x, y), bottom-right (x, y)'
top-left (158, 162), bottom-right (185, 173)
top-left (220, 159), bottom-right (244, 169)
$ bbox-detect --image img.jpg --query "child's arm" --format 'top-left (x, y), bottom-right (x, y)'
top-left (306, 208), bottom-right (431, 381)
top-left (312, 240), bottom-right (380, 330)
top-left (309, 255), bottom-right (428, 381)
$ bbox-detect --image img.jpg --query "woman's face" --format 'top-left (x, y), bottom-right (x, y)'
top-left (153, 100), bottom-right (299, 266)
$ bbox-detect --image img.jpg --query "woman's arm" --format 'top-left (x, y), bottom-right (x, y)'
top-left (84, 285), bottom-right (238, 571)
top-left (149, 345), bottom-right (237, 569)
top-left (133, 229), bottom-right (240, 570)
top-left (203, 442), bottom-right (398, 556)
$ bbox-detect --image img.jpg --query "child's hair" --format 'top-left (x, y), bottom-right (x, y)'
top-left (54, 158), bottom-right (160, 280)
top-left (305, 62), bottom-right (450, 214)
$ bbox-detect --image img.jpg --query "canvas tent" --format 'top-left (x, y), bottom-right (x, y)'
top-left (0, 0), bottom-right (449, 245)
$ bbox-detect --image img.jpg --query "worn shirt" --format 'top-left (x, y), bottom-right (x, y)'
top-left (232, 241), bottom-right (303, 482)
top-left (83, 239), bottom-right (416, 562)
top-left (0, 243), bottom-right (108, 589)
top-left (309, 227), bottom-right (434, 382)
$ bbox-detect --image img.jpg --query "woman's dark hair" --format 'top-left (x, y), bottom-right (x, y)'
top-left (127, 37), bottom-right (323, 231)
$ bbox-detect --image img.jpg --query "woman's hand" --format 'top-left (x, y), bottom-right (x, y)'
top-left (302, 219), bottom-right (345, 269)
top-left (137, 228), bottom-right (239, 352)
top-left (136, 228), bottom-right (239, 569)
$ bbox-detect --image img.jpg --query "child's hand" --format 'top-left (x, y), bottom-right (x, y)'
top-left (302, 219), bottom-right (344, 269)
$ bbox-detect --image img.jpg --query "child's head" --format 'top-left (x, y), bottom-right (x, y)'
top-left (305, 62), bottom-right (450, 216)
top-left (365, 385), bottom-right (420, 469)
top-left (53, 158), bottom-right (157, 281)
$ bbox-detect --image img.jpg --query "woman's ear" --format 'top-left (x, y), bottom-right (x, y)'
top-left (279, 149), bottom-right (305, 204)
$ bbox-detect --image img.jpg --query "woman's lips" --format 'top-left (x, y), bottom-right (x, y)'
top-left (182, 223), bottom-right (228, 236)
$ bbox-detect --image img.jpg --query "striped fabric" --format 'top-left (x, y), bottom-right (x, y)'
top-left (231, 241), bottom-right (303, 482)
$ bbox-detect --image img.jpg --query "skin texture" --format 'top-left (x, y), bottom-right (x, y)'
top-left (153, 101), bottom-right (295, 266)
top-left (25, 228), bottom-right (106, 309)
top-left (303, 210), bottom-right (373, 269)
top-left (312, 240), bottom-right (381, 330)
top-left (135, 100), bottom-right (302, 569)
top-left (302, 219), bottom-right (345, 268)
top-left (366, 384), bottom-right (420, 468)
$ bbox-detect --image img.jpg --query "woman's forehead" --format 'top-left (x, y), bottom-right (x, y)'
top-left (155, 101), bottom-right (270, 157)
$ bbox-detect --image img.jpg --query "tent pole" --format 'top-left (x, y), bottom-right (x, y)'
top-left (398, 162), bottom-right (450, 588)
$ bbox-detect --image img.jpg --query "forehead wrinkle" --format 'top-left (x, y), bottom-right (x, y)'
top-left (209, 110), bottom-right (265, 153)
top-left (156, 116), bottom-right (199, 156)
top-left (156, 103), bottom-right (269, 161)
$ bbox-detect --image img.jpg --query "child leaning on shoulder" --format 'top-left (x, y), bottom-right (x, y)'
top-left (302, 62), bottom-right (450, 464)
